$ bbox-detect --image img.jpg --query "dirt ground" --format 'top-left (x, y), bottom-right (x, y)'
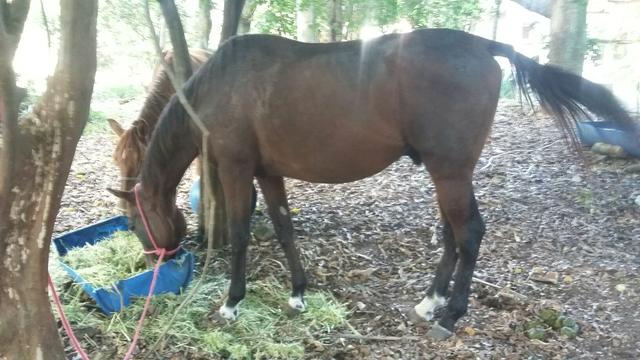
top-left (53, 101), bottom-right (640, 359)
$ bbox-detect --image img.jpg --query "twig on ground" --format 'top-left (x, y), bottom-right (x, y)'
top-left (472, 276), bottom-right (501, 289)
top-left (337, 333), bottom-right (422, 341)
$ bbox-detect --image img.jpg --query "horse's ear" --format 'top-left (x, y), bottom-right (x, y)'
top-left (107, 188), bottom-right (134, 203)
top-left (107, 118), bottom-right (125, 137)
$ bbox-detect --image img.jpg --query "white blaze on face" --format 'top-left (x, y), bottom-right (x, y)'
top-left (279, 206), bottom-right (288, 216)
top-left (219, 303), bottom-right (239, 320)
top-left (414, 294), bottom-right (446, 321)
top-left (288, 296), bottom-right (306, 311)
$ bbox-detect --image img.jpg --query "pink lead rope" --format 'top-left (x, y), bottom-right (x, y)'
top-left (48, 183), bottom-right (179, 360)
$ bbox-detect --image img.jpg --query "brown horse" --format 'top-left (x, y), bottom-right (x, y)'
top-left (110, 29), bottom-right (638, 339)
top-left (107, 48), bottom-right (210, 204)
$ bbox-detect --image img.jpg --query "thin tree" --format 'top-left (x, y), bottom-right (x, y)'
top-left (0, 0), bottom-right (98, 358)
top-left (511, 0), bottom-right (588, 74)
top-left (198, 0), bottom-right (213, 48)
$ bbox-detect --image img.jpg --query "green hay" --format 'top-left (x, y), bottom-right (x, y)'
top-left (50, 258), bottom-right (347, 359)
top-left (49, 231), bottom-right (347, 358)
top-left (63, 231), bottom-right (146, 288)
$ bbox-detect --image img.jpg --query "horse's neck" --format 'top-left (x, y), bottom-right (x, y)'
top-left (139, 99), bottom-right (198, 196)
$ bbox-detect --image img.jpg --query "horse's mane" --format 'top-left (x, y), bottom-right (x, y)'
top-left (113, 49), bottom-right (211, 176)
top-left (139, 43), bottom-right (233, 188)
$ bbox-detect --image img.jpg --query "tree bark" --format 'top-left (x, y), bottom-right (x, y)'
top-left (158, 0), bottom-right (192, 84)
top-left (328, 0), bottom-right (343, 42)
top-left (0, 0), bottom-right (98, 359)
top-left (548, 0), bottom-right (588, 75)
top-left (220, 0), bottom-right (246, 42)
top-left (197, 0), bottom-right (213, 49)
top-left (238, 0), bottom-right (257, 35)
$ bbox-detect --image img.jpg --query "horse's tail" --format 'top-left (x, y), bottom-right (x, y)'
top-left (487, 41), bottom-right (639, 145)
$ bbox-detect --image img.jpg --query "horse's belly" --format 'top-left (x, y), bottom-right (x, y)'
top-left (260, 136), bottom-right (405, 183)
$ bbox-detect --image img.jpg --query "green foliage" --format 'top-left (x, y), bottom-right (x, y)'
top-left (251, 0), bottom-right (483, 39)
top-left (254, 0), bottom-right (297, 36)
top-left (94, 84), bottom-right (142, 102)
top-left (83, 110), bottom-right (110, 135)
top-left (585, 37), bottom-right (603, 65)
top-left (400, 0), bottom-right (483, 30)
top-left (500, 73), bottom-right (517, 99)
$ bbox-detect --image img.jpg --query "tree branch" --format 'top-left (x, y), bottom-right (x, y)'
top-left (157, 0), bottom-right (192, 84)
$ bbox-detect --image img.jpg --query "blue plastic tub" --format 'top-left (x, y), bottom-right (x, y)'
top-left (189, 177), bottom-right (258, 214)
top-left (53, 215), bottom-right (194, 314)
top-left (577, 121), bottom-right (640, 158)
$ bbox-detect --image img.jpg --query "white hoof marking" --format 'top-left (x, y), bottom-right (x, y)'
top-left (288, 296), bottom-right (306, 311)
top-left (414, 294), bottom-right (446, 321)
top-left (219, 304), bottom-right (239, 320)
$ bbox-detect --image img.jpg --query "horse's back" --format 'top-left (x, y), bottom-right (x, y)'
top-left (197, 30), bottom-right (503, 182)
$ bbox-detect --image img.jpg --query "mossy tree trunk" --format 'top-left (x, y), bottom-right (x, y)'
top-left (0, 1), bottom-right (98, 358)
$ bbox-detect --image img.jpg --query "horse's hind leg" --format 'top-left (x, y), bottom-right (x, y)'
top-left (216, 163), bottom-right (255, 321)
top-left (409, 211), bottom-right (457, 322)
top-left (257, 176), bottom-right (307, 315)
top-left (417, 173), bottom-right (485, 339)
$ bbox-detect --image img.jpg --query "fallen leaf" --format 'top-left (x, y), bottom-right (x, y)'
top-left (463, 326), bottom-right (476, 336)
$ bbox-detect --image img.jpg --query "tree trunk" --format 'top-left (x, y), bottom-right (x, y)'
top-left (0, 0), bottom-right (98, 359)
top-left (197, 0), bottom-right (212, 48)
top-left (158, 0), bottom-right (192, 84)
top-left (492, 0), bottom-right (502, 40)
top-left (296, 0), bottom-right (317, 42)
top-left (238, 0), bottom-right (257, 35)
top-left (328, 0), bottom-right (343, 42)
top-left (548, 0), bottom-right (588, 75)
top-left (220, 0), bottom-right (245, 42)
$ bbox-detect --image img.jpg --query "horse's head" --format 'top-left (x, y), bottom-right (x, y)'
top-left (107, 184), bottom-right (186, 257)
top-left (108, 119), bottom-right (150, 208)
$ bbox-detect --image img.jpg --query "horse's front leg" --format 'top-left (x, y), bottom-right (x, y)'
top-left (216, 163), bottom-right (255, 320)
top-left (257, 176), bottom-right (307, 315)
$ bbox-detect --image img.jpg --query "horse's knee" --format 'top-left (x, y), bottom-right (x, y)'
top-left (229, 226), bottom-right (251, 250)
top-left (454, 209), bottom-right (484, 256)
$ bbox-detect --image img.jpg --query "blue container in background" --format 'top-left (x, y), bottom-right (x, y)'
top-left (189, 177), bottom-right (201, 214)
top-left (577, 121), bottom-right (640, 158)
top-left (53, 215), bottom-right (195, 314)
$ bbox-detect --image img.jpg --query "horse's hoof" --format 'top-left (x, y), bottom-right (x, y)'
top-left (284, 305), bottom-right (303, 318)
top-left (427, 323), bottom-right (454, 340)
top-left (218, 304), bottom-right (238, 321)
top-left (407, 308), bottom-right (429, 325)
top-left (207, 311), bottom-right (231, 327)
top-left (283, 296), bottom-right (306, 318)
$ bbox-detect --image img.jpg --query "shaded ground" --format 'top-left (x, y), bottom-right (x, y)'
top-left (54, 101), bottom-right (640, 359)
